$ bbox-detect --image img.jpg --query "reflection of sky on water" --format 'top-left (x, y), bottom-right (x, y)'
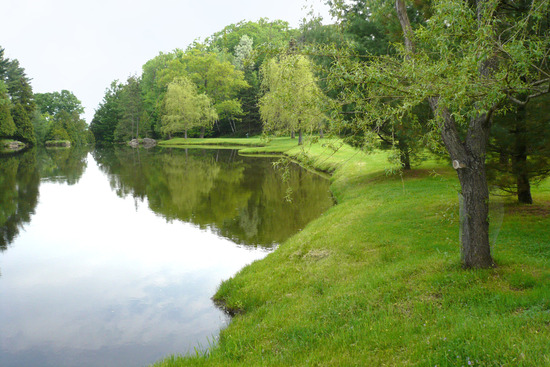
top-left (0, 154), bottom-right (270, 367)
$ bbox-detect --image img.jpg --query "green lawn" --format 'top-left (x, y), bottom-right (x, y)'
top-left (153, 137), bottom-right (550, 366)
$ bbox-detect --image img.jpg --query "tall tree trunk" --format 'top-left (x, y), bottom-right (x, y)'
top-left (396, 0), bottom-right (494, 268)
top-left (298, 129), bottom-right (303, 145)
top-left (184, 129), bottom-right (188, 139)
top-left (457, 152), bottom-right (492, 267)
top-left (291, 130), bottom-right (295, 139)
top-left (319, 127), bottom-right (324, 139)
top-left (435, 103), bottom-right (494, 268)
top-left (200, 126), bottom-right (205, 139)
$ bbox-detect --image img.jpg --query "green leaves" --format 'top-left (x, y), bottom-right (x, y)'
top-left (259, 54), bottom-right (326, 140)
top-left (161, 76), bottom-right (217, 138)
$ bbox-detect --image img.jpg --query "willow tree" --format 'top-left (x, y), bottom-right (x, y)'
top-left (328, 0), bottom-right (550, 268)
top-left (161, 76), bottom-right (217, 139)
top-left (259, 54), bottom-right (325, 144)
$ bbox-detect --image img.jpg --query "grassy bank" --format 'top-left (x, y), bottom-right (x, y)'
top-left (154, 137), bottom-right (550, 366)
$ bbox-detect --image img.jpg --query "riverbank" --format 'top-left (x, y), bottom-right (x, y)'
top-left (154, 137), bottom-right (550, 366)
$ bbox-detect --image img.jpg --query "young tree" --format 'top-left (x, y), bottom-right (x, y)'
top-left (259, 54), bottom-right (326, 144)
top-left (161, 76), bottom-right (217, 139)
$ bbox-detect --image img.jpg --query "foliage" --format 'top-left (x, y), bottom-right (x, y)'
top-left (34, 89), bottom-right (90, 146)
top-left (11, 103), bottom-right (36, 145)
top-left (161, 76), bottom-right (217, 138)
top-left (233, 35), bottom-right (254, 71)
top-left (0, 50), bottom-right (36, 145)
top-left (259, 54), bottom-right (326, 144)
top-left (324, 0), bottom-right (550, 268)
top-left (0, 80), bottom-right (16, 137)
top-left (90, 81), bottom-right (124, 144)
top-left (34, 90), bottom-right (85, 116)
top-left (115, 75), bottom-right (143, 142)
top-left (487, 94), bottom-right (550, 202)
top-left (206, 18), bottom-right (298, 62)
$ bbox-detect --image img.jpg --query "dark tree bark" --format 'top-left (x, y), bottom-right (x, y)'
top-left (298, 129), bottom-right (303, 145)
top-left (200, 126), bottom-right (205, 139)
top-left (396, 0), bottom-right (494, 268)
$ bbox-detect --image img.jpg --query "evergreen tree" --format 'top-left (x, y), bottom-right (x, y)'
top-left (11, 103), bottom-right (36, 145)
top-left (4, 59), bottom-right (36, 145)
top-left (115, 75), bottom-right (143, 142)
top-left (0, 80), bottom-right (16, 138)
top-left (90, 81), bottom-right (123, 144)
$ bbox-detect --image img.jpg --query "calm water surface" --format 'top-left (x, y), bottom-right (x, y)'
top-left (0, 147), bottom-right (333, 367)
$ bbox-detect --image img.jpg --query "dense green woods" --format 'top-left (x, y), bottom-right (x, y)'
top-left (91, 19), bottom-right (298, 142)
top-left (0, 46), bottom-right (93, 148)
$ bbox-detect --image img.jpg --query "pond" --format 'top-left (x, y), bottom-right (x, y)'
top-left (0, 146), bottom-right (333, 367)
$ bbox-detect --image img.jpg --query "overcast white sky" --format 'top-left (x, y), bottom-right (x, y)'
top-left (1, 0), bottom-right (331, 123)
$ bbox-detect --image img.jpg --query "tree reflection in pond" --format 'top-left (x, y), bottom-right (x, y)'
top-left (0, 147), bottom-right (89, 251)
top-left (94, 147), bottom-right (333, 248)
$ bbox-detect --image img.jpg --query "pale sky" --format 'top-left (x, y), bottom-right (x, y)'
top-left (1, 0), bottom-right (331, 123)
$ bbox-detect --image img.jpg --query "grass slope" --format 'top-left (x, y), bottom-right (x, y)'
top-left (153, 137), bottom-right (550, 367)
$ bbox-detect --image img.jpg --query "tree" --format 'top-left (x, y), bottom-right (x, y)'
top-left (34, 89), bottom-right (87, 145)
top-left (141, 52), bottom-right (178, 137)
top-left (45, 117), bottom-right (71, 142)
top-left (5, 59), bottom-right (35, 116)
top-left (327, 0), bottom-right (550, 268)
top-left (90, 81), bottom-right (124, 144)
top-left (0, 46), bottom-right (9, 76)
top-left (259, 54), bottom-right (326, 144)
top-left (4, 59), bottom-right (36, 145)
top-left (11, 103), bottom-right (36, 145)
top-left (161, 76), bottom-right (217, 139)
top-left (115, 75), bottom-right (143, 142)
top-left (0, 80), bottom-right (16, 138)
top-left (487, 95), bottom-right (550, 204)
top-left (35, 90), bottom-right (85, 116)
top-left (234, 35), bottom-right (254, 71)
top-left (303, 1), bottom-right (432, 169)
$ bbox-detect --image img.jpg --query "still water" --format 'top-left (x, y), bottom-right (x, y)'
top-left (0, 147), bottom-right (333, 367)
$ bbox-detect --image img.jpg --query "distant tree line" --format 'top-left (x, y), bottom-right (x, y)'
top-left (0, 46), bottom-right (93, 148)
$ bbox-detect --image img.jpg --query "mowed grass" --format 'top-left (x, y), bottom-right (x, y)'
top-left (153, 137), bottom-right (550, 367)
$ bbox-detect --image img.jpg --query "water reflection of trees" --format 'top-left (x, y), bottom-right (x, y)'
top-left (38, 147), bottom-right (89, 184)
top-left (0, 150), bottom-right (40, 251)
top-left (94, 147), bottom-right (333, 248)
top-left (0, 147), bottom-right (90, 251)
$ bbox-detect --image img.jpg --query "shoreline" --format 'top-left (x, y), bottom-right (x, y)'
top-left (152, 137), bottom-right (550, 366)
